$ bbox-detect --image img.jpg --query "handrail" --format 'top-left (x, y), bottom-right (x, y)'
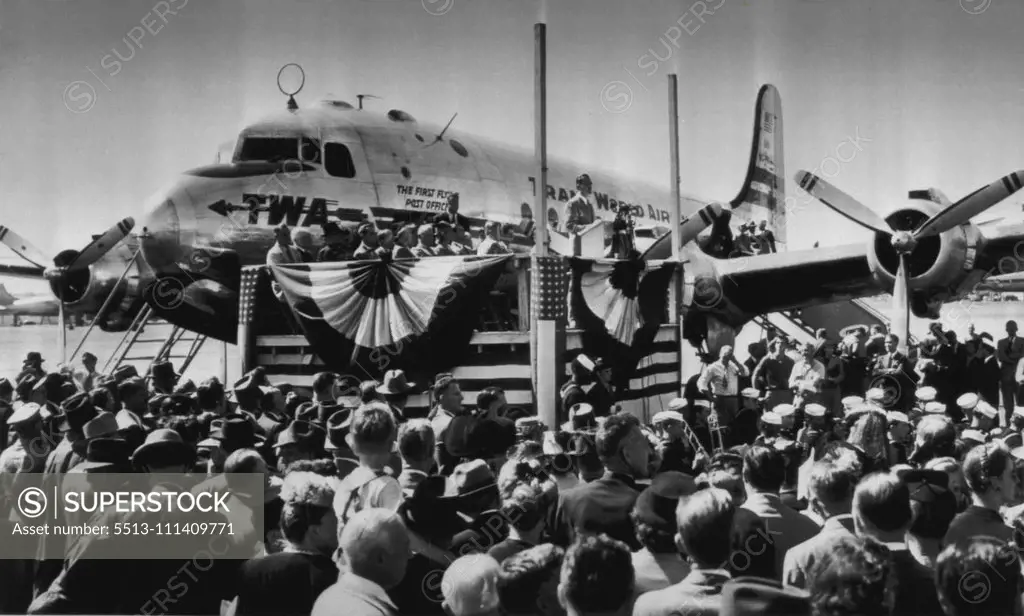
top-left (69, 249), bottom-right (141, 365)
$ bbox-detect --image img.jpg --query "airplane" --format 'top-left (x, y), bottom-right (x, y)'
top-left (0, 283), bottom-right (62, 325)
top-left (0, 76), bottom-right (786, 346)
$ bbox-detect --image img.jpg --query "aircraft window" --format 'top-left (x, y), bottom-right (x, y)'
top-left (450, 139), bottom-right (469, 157)
top-left (238, 137), bottom-right (297, 162)
top-left (325, 143), bottom-right (356, 178)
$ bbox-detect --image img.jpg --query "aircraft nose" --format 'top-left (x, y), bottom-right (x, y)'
top-left (139, 197), bottom-right (182, 272)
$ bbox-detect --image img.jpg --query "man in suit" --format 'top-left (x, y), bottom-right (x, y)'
top-left (550, 412), bottom-right (657, 550)
top-left (871, 334), bottom-right (918, 411)
top-left (739, 445), bottom-right (819, 578)
top-left (312, 508), bottom-right (409, 616)
top-left (969, 337), bottom-right (1002, 410)
top-left (864, 325), bottom-right (887, 363)
top-left (632, 488), bottom-right (735, 616)
top-left (997, 320), bottom-right (1024, 424)
top-left (853, 472), bottom-right (943, 616)
top-left (782, 460), bottom-right (858, 588)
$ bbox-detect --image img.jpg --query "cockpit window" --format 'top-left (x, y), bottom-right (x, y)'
top-left (237, 137), bottom-right (298, 162)
top-left (325, 143), bottom-right (356, 178)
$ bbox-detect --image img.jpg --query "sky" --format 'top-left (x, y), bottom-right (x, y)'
top-left (1, 0), bottom-right (1022, 292)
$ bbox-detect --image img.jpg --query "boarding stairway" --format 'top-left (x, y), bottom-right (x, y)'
top-left (751, 297), bottom-right (899, 346)
top-left (99, 305), bottom-right (209, 379)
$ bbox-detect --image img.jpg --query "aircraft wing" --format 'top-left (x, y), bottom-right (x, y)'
top-left (0, 297), bottom-right (59, 316)
top-left (716, 243), bottom-right (884, 316)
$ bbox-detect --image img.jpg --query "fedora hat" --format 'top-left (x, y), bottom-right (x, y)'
top-left (132, 428), bottom-right (194, 468)
top-left (400, 475), bottom-right (466, 540)
top-left (112, 364), bottom-right (139, 384)
top-left (209, 415), bottom-right (264, 449)
top-left (325, 409), bottom-right (353, 451)
top-left (73, 412), bottom-right (119, 455)
top-left (274, 420), bottom-right (325, 451)
top-left (443, 459), bottom-right (497, 499)
top-left (7, 402), bottom-right (42, 427)
top-left (377, 370), bottom-right (417, 396)
top-left (150, 360), bottom-right (179, 383)
top-left (58, 392), bottom-right (99, 432)
top-left (24, 352), bottom-right (44, 364)
top-left (71, 438), bottom-right (133, 473)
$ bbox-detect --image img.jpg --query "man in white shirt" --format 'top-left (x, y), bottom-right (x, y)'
top-left (789, 342), bottom-right (826, 409)
top-left (697, 345), bottom-right (748, 427)
top-left (267, 223), bottom-right (311, 303)
top-left (477, 221), bottom-right (510, 256)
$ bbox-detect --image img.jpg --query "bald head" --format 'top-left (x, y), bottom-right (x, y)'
top-left (338, 508), bottom-right (410, 590)
top-left (442, 554), bottom-right (502, 616)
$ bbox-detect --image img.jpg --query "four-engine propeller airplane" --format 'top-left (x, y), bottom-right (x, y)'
top-left (2, 73), bottom-right (1023, 365)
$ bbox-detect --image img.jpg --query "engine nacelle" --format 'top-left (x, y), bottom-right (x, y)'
top-left (866, 201), bottom-right (983, 318)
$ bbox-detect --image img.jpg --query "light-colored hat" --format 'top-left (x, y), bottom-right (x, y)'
top-left (887, 411), bottom-right (910, 425)
top-left (761, 412), bottom-right (782, 426)
top-left (916, 387), bottom-right (937, 402)
top-left (975, 402), bottom-right (998, 419)
top-left (652, 410), bottom-right (685, 424)
top-left (692, 399), bottom-right (712, 409)
top-left (961, 429), bottom-right (987, 444)
top-left (957, 393), bottom-right (979, 411)
top-left (667, 398), bottom-right (687, 412)
top-left (773, 404), bottom-right (795, 417)
top-left (1013, 406), bottom-right (1024, 419)
top-left (804, 403), bottom-right (827, 418)
top-left (841, 396), bottom-right (864, 409)
top-left (740, 388), bottom-right (760, 399)
top-left (925, 401), bottom-right (947, 414)
top-left (865, 388), bottom-right (886, 403)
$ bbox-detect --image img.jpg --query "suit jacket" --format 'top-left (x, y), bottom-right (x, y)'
top-left (782, 514), bottom-right (854, 589)
top-left (313, 573), bottom-right (398, 616)
top-left (632, 549), bottom-right (691, 595)
top-left (997, 336), bottom-right (1024, 374)
top-left (551, 472), bottom-right (643, 550)
top-left (741, 492), bottom-right (819, 579)
top-left (631, 569), bottom-right (730, 616)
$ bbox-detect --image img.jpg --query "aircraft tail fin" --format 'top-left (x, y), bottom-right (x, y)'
top-left (0, 284), bottom-right (14, 305)
top-left (730, 84), bottom-right (786, 248)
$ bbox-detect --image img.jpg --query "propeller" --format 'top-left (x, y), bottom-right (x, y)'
top-left (426, 112), bottom-right (458, 147)
top-left (797, 169), bottom-right (1024, 351)
top-left (0, 217), bottom-right (135, 363)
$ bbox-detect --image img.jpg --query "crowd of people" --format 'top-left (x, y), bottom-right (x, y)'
top-left (1, 315), bottom-right (1024, 615)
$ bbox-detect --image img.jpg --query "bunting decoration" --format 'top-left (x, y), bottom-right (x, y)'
top-left (269, 255), bottom-right (511, 382)
top-left (568, 257), bottom-right (677, 397)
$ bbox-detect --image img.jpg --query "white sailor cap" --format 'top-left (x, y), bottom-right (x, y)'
top-left (1012, 446), bottom-right (1024, 462)
top-left (692, 399), bottom-right (712, 410)
top-left (841, 396), bottom-right (864, 409)
top-left (925, 401), bottom-right (947, 414)
top-left (887, 411), bottom-right (910, 425)
top-left (773, 403), bottom-right (795, 417)
top-left (975, 402), bottom-right (998, 419)
top-left (804, 403), bottom-right (827, 418)
top-left (865, 388), bottom-right (886, 403)
top-left (761, 411), bottom-right (782, 426)
top-left (957, 393), bottom-right (979, 411)
top-left (667, 397), bottom-right (688, 412)
top-left (1014, 406), bottom-right (1024, 419)
top-left (652, 410), bottom-right (685, 425)
top-left (515, 416), bottom-right (543, 428)
top-left (961, 429), bottom-right (987, 444)
top-left (916, 387), bottom-right (937, 402)
top-left (740, 388), bottom-right (760, 399)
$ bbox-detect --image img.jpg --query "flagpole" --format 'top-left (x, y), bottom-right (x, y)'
top-left (668, 74), bottom-right (684, 399)
top-left (531, 22), bottom-right (561, 430)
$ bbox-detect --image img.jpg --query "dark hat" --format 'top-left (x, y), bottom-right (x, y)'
top-left (0, 377), bottom-right (12, 397)
top-left (444, 459), bottom-right (497, 498)
top-left (576, 173), bottom-right (592, 186)
top-left (274, 420), bottom-right (325, 451)
top-left (146, 394), bottom-right (169, 419)
top-left (94, 375), bottom-right (116, 390)
top-left (257, 412), bottom-right (287, 437)
top-left (357, 222), bottom-right (373, 236)
top-left (58, 392), bottom-right (98, 432)
top-left (210, 415), bottom-right (263, 449)
top-left (150, 360), bottom-right (179, 382)
top-left (15, 374), bottom-right (37, 400)
top-left (174, 379), bottom-right (197, 395)
top-left (400, 475), bottom-right (466, 539)
top-left (112, 364), bottom-right (139, 384)
top-left (633, 471), bottom-right (698, 528)
top-left (230, 374), bottom-right (262, 403)
top-left (294, 401), bottom-right (318, 424)
top-left (325, 408), bottom-right (353, 451)
top-left (24, 352), bottom-right (43, 364)
top-left (898, 468), bottom-right (950, 503)
top-left (71, 438), bottom-right (132, 473)
top-left (161, 394), bottom-right (195, 416)
top-left (378, 370), bottom-right (417, 396)
top-left (73, 412), bottom-right (120, 455)
top-left (719, 578), bottom-right (811, 616)
top-left (81, 352), bottom-right (97, 362)
top-left (132, 428), bottom-right (194, 468)
top-left (7, 402), bottom-right (42, 426)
